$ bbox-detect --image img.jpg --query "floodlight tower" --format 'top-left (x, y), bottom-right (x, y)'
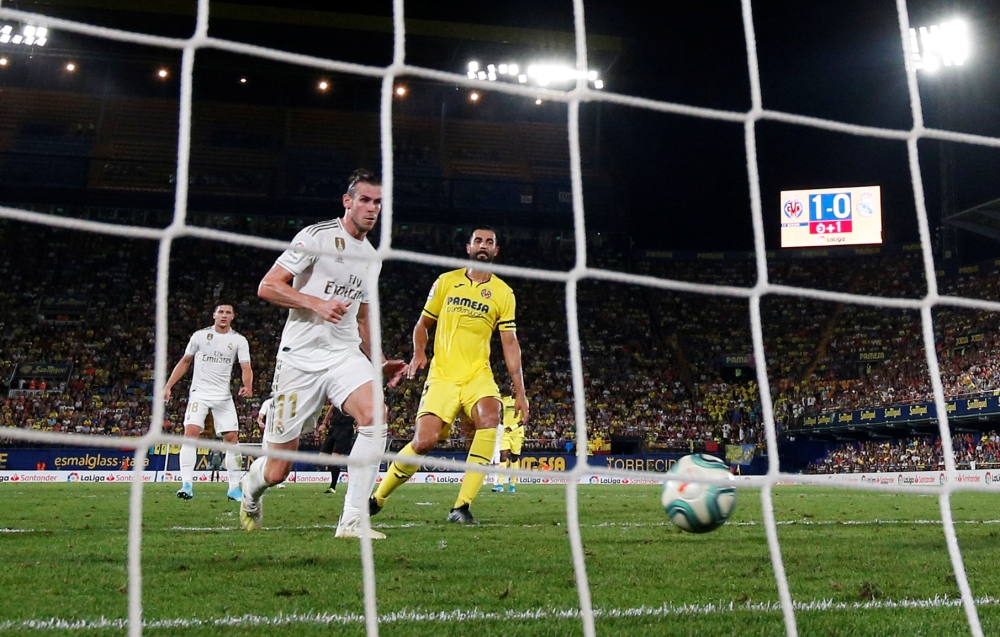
top-left (909, 19), bottom-right (971, 265)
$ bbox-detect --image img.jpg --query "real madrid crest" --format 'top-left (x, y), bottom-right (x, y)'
top-left (206, 333), bottom-right (213, 341)
top-left (481, 289), bottom-right (492, 300)
top-left (335, 237), bottom-right (346, 252)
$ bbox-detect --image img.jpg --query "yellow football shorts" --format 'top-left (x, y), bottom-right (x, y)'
top-left (500, 425), bottom-right (524, 456)
top-left (418, 367), bottom-right (501, 439)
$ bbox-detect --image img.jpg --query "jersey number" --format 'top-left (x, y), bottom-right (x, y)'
top-left (270, 393), bottom-right (298, 434)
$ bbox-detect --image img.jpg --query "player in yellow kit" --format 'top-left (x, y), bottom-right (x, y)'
top-left (371, 227), bottom-right (529, 523)
top-left (492, 391), bottom-right (525, 493)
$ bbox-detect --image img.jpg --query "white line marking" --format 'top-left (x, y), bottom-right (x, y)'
top-left (2, 595), bottom-right (997, 631)
top-left (4, 518), bottom-right (1000, 535)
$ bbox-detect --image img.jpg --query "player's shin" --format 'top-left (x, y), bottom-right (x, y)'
top-left (243, 456), bottom-right (271, 500)
top-left (179, 443), bottom-right (197, 485)
top-left (225, 450), bottom-right (243, 491)
top-left (372, 443), bottom-right (423, 505)
top-left (343, 422), bottom-right (387, 520)
top-left (509, 458), bottom-right (519, 486)
top-left (454, 428), bottom-right (497, 508)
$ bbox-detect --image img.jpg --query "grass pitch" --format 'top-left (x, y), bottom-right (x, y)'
top-left (2, 482), bottom-right (1000, 636)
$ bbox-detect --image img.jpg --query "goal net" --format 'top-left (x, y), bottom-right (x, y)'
top-left (1, 0), bottom-right (999, 636)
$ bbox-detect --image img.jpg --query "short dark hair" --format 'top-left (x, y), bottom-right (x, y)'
top-left (214, 303), bottom-right (235, 313)
top-left (347, 168), bottom-right (381, 197)
top-left (467, 226), bottom-right (498, 245)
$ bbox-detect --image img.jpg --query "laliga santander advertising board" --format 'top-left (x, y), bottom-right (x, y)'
top-left (780, 186), bottom-right (882, 248)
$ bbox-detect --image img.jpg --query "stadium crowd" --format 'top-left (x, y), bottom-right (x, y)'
top-left (3, 220), bottom-right (1000, 466)
top-left (807, 431), bottom-right (1000, 473)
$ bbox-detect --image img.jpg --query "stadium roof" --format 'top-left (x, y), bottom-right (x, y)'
top-left (945, 197), bottom-right (1000, 243)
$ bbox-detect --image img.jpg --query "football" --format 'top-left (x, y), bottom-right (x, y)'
top-left (661, 453), bottom-right (737, 533)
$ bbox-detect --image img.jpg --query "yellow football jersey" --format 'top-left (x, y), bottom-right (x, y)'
top-left (422, 268), bottom-right (516, 382)
top-left (502, 395), bottom-right (523, 429)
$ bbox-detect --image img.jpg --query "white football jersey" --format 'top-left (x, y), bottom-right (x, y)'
top-left (185, 327), bottom-right (251, 400)
top-left (273, 218), bottom-right (381, 372)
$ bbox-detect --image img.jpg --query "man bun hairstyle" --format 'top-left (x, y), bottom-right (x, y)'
top-left (347, 168), bottom-right (381, 197)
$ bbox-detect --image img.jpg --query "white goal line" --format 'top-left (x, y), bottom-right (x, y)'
top-left (3, 595), bottom-right (996, 633)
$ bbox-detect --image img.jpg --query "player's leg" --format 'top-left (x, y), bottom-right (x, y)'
top-left (327, 415), bottom-right (355, 492)
top-left (178, 398), bottom-right (208, 499)
top-left (449, 391), bottom-right (501, 523)
top-left (372, 378), bottom-right (459, 512)
top-left (319, 411), bottom-right (349, 492)
top-left (335, 379), bottom-right (388, 538)
top-left (508, 430), bottom-right (523, 492)
top-left (372, 412), bottom-right (448, 512)
top-left (492, 449), bottom-right (510, 492)
top-left (507, 454), bottom-right (520, 493)
top-left (211, 398), bottom-right (244, 500)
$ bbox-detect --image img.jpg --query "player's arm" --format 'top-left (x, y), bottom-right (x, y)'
top-left (406, 314), bottom-right (436, 379)
top-left (238, 362), bottom-right (253, 398)
top-left (257, 263), bottom-right (351, 324)
top-left (500, 331), bottom-right (529, 424)
top-left (163, 354), bottom-right (194, 403)
top-left (356, 303), bottom-right (407, 387)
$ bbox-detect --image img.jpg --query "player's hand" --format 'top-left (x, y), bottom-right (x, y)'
top-left (383, 359), bottom-right (408, 388)
top-left (515, 394), bottom-right (530, 425)
top-left (313, 298), bottom-right (352, 323)
top-left (406, 352), bottom-right (428, 379)
top-left (163, 386), bottom-right (172, 403)
top-left (256, 411), bottom-right (267, 428)
top-left (238, 386), bottom-right (252, 398)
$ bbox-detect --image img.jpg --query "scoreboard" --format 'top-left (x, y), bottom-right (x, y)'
top-left (780, 185), bottom-right (882, 248)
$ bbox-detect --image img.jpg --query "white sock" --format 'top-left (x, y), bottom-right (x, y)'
top-left (341, 422), bottom-right (387, 522)
top-left (244, 456), bottom-right (271, 501)
top-left (180, 443), bottom-right (196, 485)
top-left (225, 451), bottom-right (243, 490)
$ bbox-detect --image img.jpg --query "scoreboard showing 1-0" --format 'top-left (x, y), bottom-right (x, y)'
top-left (780, 185), bottom-right (882, 248)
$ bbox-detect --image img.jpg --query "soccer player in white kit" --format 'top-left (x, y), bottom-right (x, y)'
top-left (163, 304), bottom-right (253, 501)
top-left (241, 169), bottom-right (405, 538)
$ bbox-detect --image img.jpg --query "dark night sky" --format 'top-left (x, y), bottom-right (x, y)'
top-left (5, 0), bottom-right (1000, 254)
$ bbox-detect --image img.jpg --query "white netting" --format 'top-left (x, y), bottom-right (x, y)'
top-left (3, 0), bottom-right (1000, 636)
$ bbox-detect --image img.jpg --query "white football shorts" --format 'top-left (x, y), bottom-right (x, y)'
top-left (183, 394), bottom-right (239, 434)
top-left (264, 350), bottom-right (375, 445)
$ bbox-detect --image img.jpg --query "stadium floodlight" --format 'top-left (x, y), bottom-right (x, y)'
top-left (0, 57), bottom-right (7, 66)
top-left (0, 24), bottom-right (49, 46)
top-left (395, 85), bottom-right (406, 96)
top-left (508, 63), bottom-right (519, 76)
top-left (157, 68), bottom-right (168, 79)
top-left (594, 79), bottom-right (604, 89)
top-left (535, 98), bottom-right (542, 105)
top-left (498, 63), bottom-right (508, 74)
top-left (517, 74), bottom-right (527, 83)
top-left (318, 80), bottom-right (329, 90)
top-left (487, 72), bottom-right (497, 81)
top-left (487, 64), bottom-right (495, 73)
top-left (65, 62), bottom-right (76, 72)
top-left (477, 71), bottom-right (486, 80)
top-left (909, 19), bottom-right (970, 72)
top-left (469, 91), bottom-right (479, 102)
top-left (466, 71), bottom-right (476, 80)
top-left (239, 77), bottom-right (247, 84)
top-left (468, 61), bottom-right (479, 73)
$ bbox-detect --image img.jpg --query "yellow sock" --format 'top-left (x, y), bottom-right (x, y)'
top-left (454, 428), bottom-right (496, 508)
top-left (510, 458), bottom-right (519, 486)
top-left (373, 443), bottom-right (422, 506)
